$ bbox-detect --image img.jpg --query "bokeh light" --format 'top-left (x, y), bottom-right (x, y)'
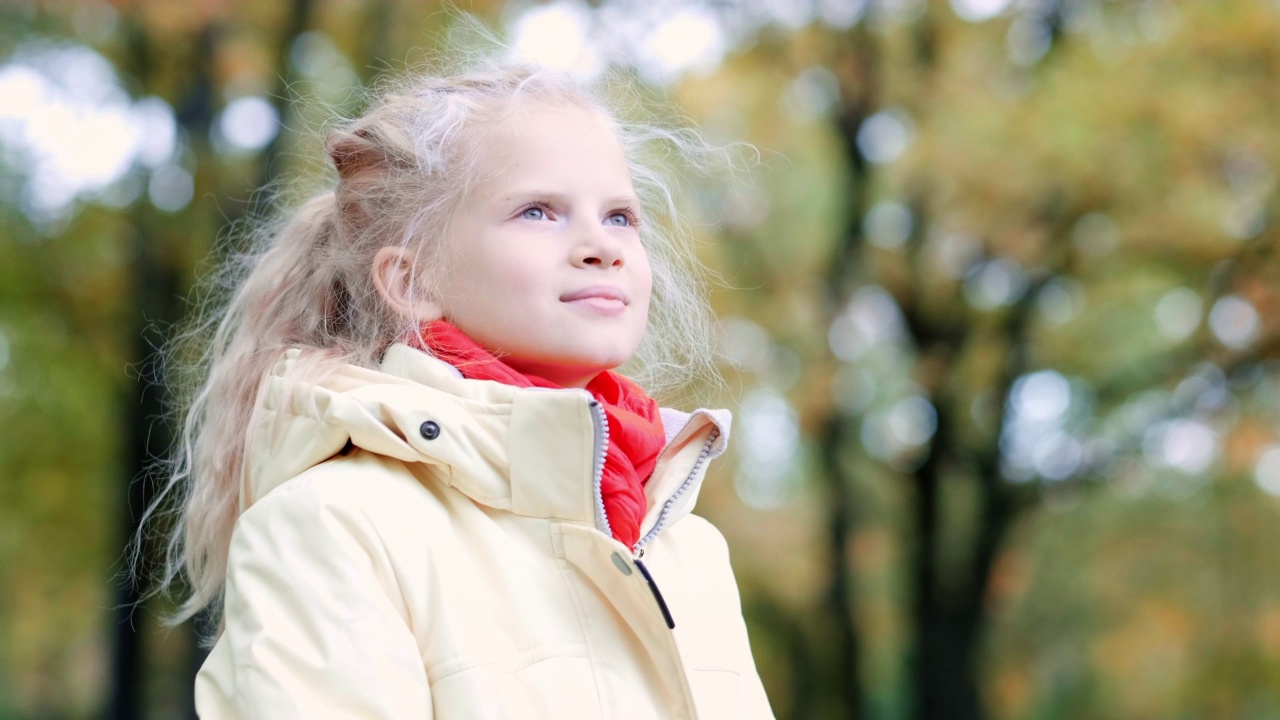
top-left (1007, 14), bottom-right (1053, 66)
top-left (886, 395), bottom-right (937, 447)
top-left (147, 164), bottom-right (193, 213)
top-left (1208, 295), bottom-right (1260, 349)
top-left (213, 96), bottom-right (280, 155)
top-left (510, 0), bottom-right (600, 77)
top-left (927, 231), bottom-right (982, 279)
top-left (1154, 287), bottom-right (1203, 342)
top-left (1255, 446), bottom-right (1280, 497)
top-left (856, 108), bottom-right (914, 164)
top-left (734, 389), bottom-right (802, 510)
top-left (289, 30), bottom-right (361, 97)
top-left (817, 0), bottom-right (868, 28)
top-left (784, 65), bottom-right (841, 121)
top-left (950, 0), bottom-right (1011, 23)
top-left (964, 257), bottom-right (1028, 309)
top-left (828, 286), bottom-right (906, 362)
top-left (0, 41), bottom-right (177, 223)
top-left (217, 95), bottom-right (280, 152)
top-left (638, 6), bottom-right (726, 84)
top-left (1036, 277), bottom-right (1085, 326)
top-left (719, 315), bottom-right (772, 372)
top-left (1142, 418), bottom-right (1217, 475)
top-left (864, 201), bottom-right (913, 249)
top-left (1013, 371), bottom-right (1072, 423)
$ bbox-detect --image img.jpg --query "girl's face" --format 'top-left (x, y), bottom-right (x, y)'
top-left (436, 103), bottom-right (652, 388)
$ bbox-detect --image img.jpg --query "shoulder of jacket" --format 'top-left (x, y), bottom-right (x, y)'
top-left (658, 512), bottom-right (733, 565)
top-left (242, 450), bottom-right (450, 545)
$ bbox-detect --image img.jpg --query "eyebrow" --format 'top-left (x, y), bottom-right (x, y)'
top-left (501, 189), bottom-right (644, 212)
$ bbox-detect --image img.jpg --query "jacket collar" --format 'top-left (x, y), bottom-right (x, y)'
top-left (247, 344), bottom-right (731, 544)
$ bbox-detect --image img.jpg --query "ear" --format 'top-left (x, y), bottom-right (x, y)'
top-left (371, 246), bottom-right (444, 321)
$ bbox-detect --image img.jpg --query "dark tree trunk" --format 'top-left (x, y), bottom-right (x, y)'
top-left (108, 17), bottom-right (182, 720)
top-left (109, 216), bottom-right (183, 720)
top-left (109, 16), bottom-right (222, 719)
top-left (816, 19), bottom-right (885, 719)
top-left (908, 417), bottom-right (986, 720)
top-left (816, 415), bottom-right (865, 719)
top-left (821, 5), bottom-right (1043, 716)
top-left (906, 274), bottom-right (1041, 720)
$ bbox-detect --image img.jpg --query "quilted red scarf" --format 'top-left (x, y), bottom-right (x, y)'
top-left (407, 320), bottom-right (665, 550)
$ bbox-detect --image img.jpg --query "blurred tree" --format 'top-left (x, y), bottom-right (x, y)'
top-left (676, 1), bottom-right (1280, 718)
top-left (0, 1), bottom-right (491, 716)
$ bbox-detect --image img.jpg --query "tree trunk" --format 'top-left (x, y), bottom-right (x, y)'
top-left (817, 415), bottom-right (864, 718)
top-left (819, 21), bottom-right (884, 718)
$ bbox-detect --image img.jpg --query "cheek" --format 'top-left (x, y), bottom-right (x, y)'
top-left (434, 227), bottom-right (554, 355)
top-left (633, 254), bottom-right (654, 332)
top-left (636, 253), bottom-right (654, 307)
top-left (447, 242), bottom-right (537, 306)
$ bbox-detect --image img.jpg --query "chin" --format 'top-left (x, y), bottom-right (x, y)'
top-left (563, 353), bottom-right (631, 375)
top-left (568, 344), bottom-right (642, 373)
top-left (545, 333), bottom-right (638, 365)
top-left (582, 341), bottom-right (642, 368)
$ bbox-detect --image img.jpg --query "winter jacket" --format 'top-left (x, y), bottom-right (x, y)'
top-left (194, 343), bottom-right (775, 719)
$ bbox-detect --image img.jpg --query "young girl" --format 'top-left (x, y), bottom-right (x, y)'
top-left (167, 54), bottom-right (773, 719)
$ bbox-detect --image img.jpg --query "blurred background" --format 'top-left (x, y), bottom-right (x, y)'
top-left (2, 0), bottom-right (1279, 718)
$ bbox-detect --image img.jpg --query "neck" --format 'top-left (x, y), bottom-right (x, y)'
top-left (502, 359), bottom-right (605, 389)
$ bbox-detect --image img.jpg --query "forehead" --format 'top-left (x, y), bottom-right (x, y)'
top-left (468, 103), bottom-right (634, 199)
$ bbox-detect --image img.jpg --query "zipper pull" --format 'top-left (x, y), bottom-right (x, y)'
top-left (633, 556), bottom-right (676, 630)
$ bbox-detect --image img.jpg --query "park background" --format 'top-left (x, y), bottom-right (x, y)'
top-left (2, 0), bottom-right (1279, 718)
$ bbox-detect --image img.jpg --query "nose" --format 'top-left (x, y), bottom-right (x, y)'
top-left (570, 223), bottom-right (625, 269)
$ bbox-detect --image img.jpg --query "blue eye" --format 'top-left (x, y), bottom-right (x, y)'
top-left (607, 207), bottom-right (640, 228)
top-left (521, 205), bottom-right (547, 221)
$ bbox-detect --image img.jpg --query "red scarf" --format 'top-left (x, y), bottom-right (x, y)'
top-left (407, 320), bottom-right (665, 550)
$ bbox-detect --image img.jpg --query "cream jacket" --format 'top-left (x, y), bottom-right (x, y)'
top-left (195, 344), bottom-right (774, 719)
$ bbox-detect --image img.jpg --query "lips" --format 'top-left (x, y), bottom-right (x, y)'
top-left (561, 285), bottom-right (629, 317)
top-left (560, 286), bottom-right (628, 304)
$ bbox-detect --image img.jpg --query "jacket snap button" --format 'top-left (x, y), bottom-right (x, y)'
top-left (419, 420), bottom-right (441, 440)
top-left (610, 551), bottom-right (633, 576)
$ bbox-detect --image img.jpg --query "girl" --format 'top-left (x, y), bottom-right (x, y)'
top-left (166, 52), bottom-right (773, 719)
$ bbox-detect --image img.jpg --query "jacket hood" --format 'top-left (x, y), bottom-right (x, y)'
top-left (245, 344), bottom-right (732, 541)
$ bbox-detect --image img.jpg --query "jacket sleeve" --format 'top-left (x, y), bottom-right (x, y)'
top-left (696, 517), bottom-right (777, 720)
top-left (675, 515), bottom-right (773, 717)
top-left (194, 478), bottom-right (432, 719)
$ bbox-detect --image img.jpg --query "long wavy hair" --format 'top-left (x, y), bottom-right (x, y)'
top-left (146, 42), bottom-right (739, 636)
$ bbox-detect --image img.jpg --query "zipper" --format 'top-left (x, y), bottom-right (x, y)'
top-left (588, 399), bottom-right (671, 627)
top-left (633, 556), bottom-right (676, 629)
top-left (627, 427), bottom-right (719, 632)
top-left (631, 428), bottom-right (720, 556)
top-left (587, 399), bottom-right (613, 539)
top-left (590, 400), bottom-right (720, 632)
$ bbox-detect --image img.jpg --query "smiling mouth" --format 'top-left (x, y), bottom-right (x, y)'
top-left (561, 288), bottom-right (628, 316)
top-left (560, 286), bottom-right (628, 304)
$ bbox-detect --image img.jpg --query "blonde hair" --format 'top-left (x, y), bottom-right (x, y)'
top-left (147, 44), bottom-right (738, 633)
